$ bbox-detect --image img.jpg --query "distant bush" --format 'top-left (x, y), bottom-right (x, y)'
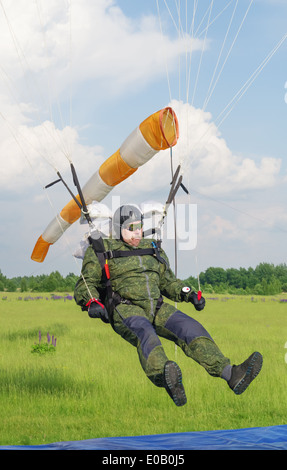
top-left (1, 262), bottom-right (287, 295)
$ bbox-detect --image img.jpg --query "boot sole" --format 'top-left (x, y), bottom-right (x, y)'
top-left (233, 352), bottom-right (263, 395)
top-left (164, 361), bottom-right (187, 406)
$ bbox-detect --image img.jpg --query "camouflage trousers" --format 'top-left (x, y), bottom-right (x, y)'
top-left (112, 302), bottom-right (230, 387)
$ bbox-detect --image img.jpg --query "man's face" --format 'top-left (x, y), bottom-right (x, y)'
top-left (121, 220), bottom-right (143, 247)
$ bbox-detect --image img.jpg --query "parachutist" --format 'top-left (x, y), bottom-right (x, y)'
top-left (74, 204), bottom-right (263, 406)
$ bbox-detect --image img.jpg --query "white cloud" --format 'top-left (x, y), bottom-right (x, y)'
top-left (0, 0), bottom-right (204, 194)
top-left (204, 215), bottom-right (239, 239)
top-left (68, 1), bottom-right (203, 94)
top-left (5, 1), bottom-right (280, 201)
top-left (0, 96), bottom-right (104, 193)
top-left (0, 0), bottom-right (203, 100)
top-left (171, 100), bottom-right (281, 196)
top-left (115, 100), bottom-right (282, 202)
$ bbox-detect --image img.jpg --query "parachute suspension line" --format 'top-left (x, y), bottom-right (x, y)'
top-left (189, 187), bottom-right (287, 236)
top-left (177, 0), bottom-right (194, 104)
top-left (182, 31), bottom-right (287, 165)
top-left (161, 0), bottom-right (180, 34)
top-left (184, 0), bottom-right (188, 102)
top-left (0, 111), bottom-right (88, 284)
top-left (1, 3), bottom-right (95, 302)
top-left (191, 0), bottom-right (214, 106)
top-left (170, 147), bottom-right (178, 280)
top-left (195, 0), bottom-right (233, 37)
top-left (203, 0), bottom-right (254, 111)
top-left (35, 0), bottom-right (57, 132)
top-left (156, 0), bottom-right (173, 103)
top-left (215, 32), bottom-right (287, 129)
top-left (202, 0), bottom-right (239, 111)
top-left (191, 0), bottom-right (212, 40)
top-left (157, 2), bottom-right (285, 303)
top-left (169, 145), bottom-right (178, 360)
top-left (157, 0), bottom-right (263, 135)
top-left (68, 0), bottom-right (73, 138)
top-left (1, 0), bottom-right (73, 167)
top-left (178, 1), bottom-right (205, 299)
top-left (158, 0), bottom-right (255, 297)
top-left (0, 110), bottom-right (54, 191)
top-left (0, 1), bottom-right (29, 81)
top-left (185, 0), bottom-right (198, 104)
top-left (178, 0), bottom-right (181, 102)
top-left (34, 0), bottom-right (73, 164)
top-left (157, 0), bottom-right (199, 291)
top-left (177, 1), bottom-right (202, 295)
top-left (178, 0), bottom-right (236, 104)
top-left (173, 0), bottom-right (184, 362)
top-left (158, 0), bottom-right (254, 115)
top-left (0, 0), bottom-right (52, 160)
top-left (0, 114), bottom-right (76, 255)
top-left (0, 108), bottom-right (60, 177)
top-left (1, 0), bottom-right (92, 278)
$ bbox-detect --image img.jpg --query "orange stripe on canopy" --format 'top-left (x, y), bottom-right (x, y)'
top-left (99, 149), bottom-right (137, 186)
top-left (139, 107), bottom-right (179, 150)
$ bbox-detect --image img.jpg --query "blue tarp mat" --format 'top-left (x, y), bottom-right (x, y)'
top-left (0, 425), bottom-right (286, 450)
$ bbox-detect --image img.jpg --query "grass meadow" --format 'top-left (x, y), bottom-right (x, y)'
top-left (0, 292), bottom-right (286, 446)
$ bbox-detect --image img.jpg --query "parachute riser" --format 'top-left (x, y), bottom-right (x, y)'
top-left (155, 162), bottom-right (189, 235)
top-left (45, 163), bottom-right (93, 226)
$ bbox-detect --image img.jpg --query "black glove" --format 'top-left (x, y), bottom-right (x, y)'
top-left (188, 291), bottom-right (205, 311)
top-left (181, 287), bottom-right (205, 311)
top-left (86, 298), bottom-right (109, 323)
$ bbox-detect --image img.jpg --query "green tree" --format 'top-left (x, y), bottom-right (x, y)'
top-left (274, 264), bottom-right (287, 287)
top-left (5, 279), bottom-right (17, 292)
top-left (204, 267), bottom-right (227, 286)
top-left (254, 263), bottom-right (275, 283)
top-left (226, 268), bottom-right (243, 289)
top-left (64, 273), bottom-right (78, 291)
top-left (20, 278), bottom-right (28, 292)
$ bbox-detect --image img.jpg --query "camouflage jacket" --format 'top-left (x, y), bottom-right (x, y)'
top-left (74, 238), bottom-right (191, 316)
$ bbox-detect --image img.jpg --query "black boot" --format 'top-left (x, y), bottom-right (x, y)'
top-left (228, 352), bottom-right (263, 395)
top-left (164, 361), bottom-right (187, 406)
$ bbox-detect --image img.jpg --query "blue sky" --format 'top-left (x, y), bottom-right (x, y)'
top-left (0, 0), bottom-right (286, 281)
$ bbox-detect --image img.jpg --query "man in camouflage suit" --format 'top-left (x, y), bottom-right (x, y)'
top-left (74, 204), bottom-right (263, 406)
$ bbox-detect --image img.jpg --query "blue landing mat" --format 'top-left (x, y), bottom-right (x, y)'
top-left (0, 425), bottom-right (286, 450)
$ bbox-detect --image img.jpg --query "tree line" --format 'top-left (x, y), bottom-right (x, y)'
top-left (1, 262), bottom-right (287, 295)
top-left (0, 270), bottom-right (78, 293)
top-left (186, 262), bottom-right (287, 295)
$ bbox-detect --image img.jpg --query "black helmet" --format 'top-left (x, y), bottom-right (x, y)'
top-left (113, 204), bottom-right (143, 239)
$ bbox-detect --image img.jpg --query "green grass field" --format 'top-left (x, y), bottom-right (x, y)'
top-left (0, 292), bottom-right (286, 446)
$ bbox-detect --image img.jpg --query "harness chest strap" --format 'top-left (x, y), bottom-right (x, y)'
top-left (103, 242), bottom-right (167, 266)
top-left (87, 236), bottom-right (167, 317)
top-left (87, 233), bottom-right (167, 263)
